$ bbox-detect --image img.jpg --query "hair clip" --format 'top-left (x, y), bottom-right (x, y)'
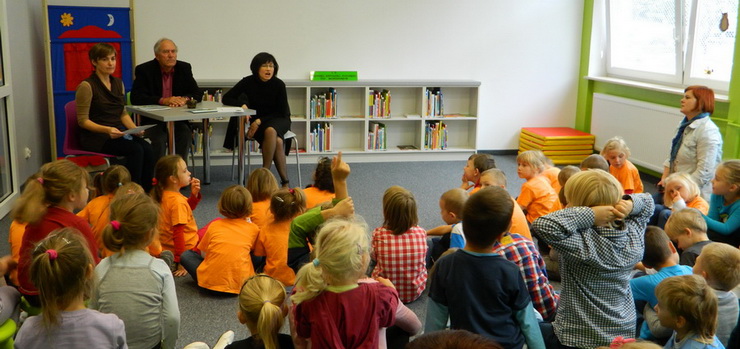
top-left (110, 220), bottom-right (121, 230)
top-left (275, 196), bottom-right (285, 203)
top-left (289, 188), bottom-right (295, 194)
top-left (312, 258), bottom-right (320, 267)
top-left (45, 249), bottom-right (58, 261)
top-left (263, 300), bottom-right (271, 304)
top-left (152, 178), bottom-right (158, 186)
top-left (62, 237), bottom-right (71, 245)
top-left (610, 337), bottom-right (635, 348)
top-left (37, 178), bottom-right (44, 184)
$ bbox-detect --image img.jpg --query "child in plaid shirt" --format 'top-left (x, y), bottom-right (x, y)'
top-left (372, 186), bottom-right (428, 303)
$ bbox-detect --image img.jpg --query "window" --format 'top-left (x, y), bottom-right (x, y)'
top-left (606, 0), bottom-right (737, 91)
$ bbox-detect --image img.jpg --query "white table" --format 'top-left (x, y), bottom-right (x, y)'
top-left (126, 101), bottom-right (255, 184)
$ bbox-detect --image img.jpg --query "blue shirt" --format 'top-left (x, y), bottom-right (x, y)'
top-left (631, 264), bottom-right (693, 307)
top-left (705, 194), bottom-right (740, 246)
top-left (664, 332), bottom-right (724, 349)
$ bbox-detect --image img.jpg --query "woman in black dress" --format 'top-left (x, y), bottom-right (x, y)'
top-left (223, 52), bottom-right (291, 186)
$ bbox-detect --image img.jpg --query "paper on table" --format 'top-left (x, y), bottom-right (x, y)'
top-left (122, 124), bottom-right (156, 135)
top-left (217, 107), bottom-right (245, 113)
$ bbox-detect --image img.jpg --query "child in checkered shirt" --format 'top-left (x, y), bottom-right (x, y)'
top-left (371, 186), bottom-right (428, 303)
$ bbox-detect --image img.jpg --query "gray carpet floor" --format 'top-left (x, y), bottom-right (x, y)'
top-left (0, 155), bottom-right (658, 347)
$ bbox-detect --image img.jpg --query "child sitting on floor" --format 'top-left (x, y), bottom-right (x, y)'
top-left (516, 150), bottom-right (560, 224)
top-left (655, 275), bottom-right (724, 348)
top-left (537, 151), bottom-right (562, 193)
top-left (664, 208), bottom-right (712, 267)
top-left (654, 172), bottom-right (709, 228)
top-left (427, 188), bottom-right (468, 267)
top-left (227, 274), bottom-right (294, 349)
top-left (601, 136), bottom-right (644, 194)
top-left (78, 165), bottom-right (131, 258)
top-left (692, 242), bottom-right (740, 346)
top-left (580, 154), bottom-right (610, 172)
top-left (460, 153), bottom-right (496, 195)
top-left (480, 168), bottom-right (531, 240)
top-left (704, 160), bottom-right (740, 247)
top-left (246, 168), bottom-right (279, 229)
top-left (303, 157), bottom-right (335, 209)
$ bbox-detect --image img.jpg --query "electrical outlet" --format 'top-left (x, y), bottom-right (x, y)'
top-left (24, 147), bottom-right (31, 159)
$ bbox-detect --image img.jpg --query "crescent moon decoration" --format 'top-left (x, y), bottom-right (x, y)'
top-left (107, 14), bottom-right (115, 27)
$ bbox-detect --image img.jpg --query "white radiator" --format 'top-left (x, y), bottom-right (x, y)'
top-left (591, 93), bottom-right (683, 172)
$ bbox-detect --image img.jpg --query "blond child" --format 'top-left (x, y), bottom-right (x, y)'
top-left (601, 136), bottom-right (644, 194)
top-left (580, 154), bottom-right (610, 172)
top-left (516, 150), bottom-right (560, 223)
top-left (536, 151), bottom-right (562, 193)
top-left (692, 242), bottom-right (740, 346)
top-left (8, 174), bottom-right (43, 286)
top-left (372, 186), bottom-right (428, 303)
top-left (480, 168), bottom-right (532, 240)
top-left (665, 208), bottom-right (712, 266)
top-left (151, 155), bottom-right (200, 276)
top-left (303, 157), bottom-right (335, 209)
top-left (461, 153), bottom-right (496, 194)
top-left (656, 172), bottom-right (710, 227)
top-left (705, 160), bottom-right (740, 247)
top-left (91, 192), bottom-right (180, 349)
top-left (254, 188), bottom-right (306, 286)
top-left (532, 170), bottom-right (653, 348)
top-left (15, 228), bottom-right (126, 348)
top-left (246, 168), bottom-right (279, 228)
top-left (78, 165), bottom-right (131, 258)
top-left (655, 275), bottom-right (723, 348)
top-left (427, 188), bottom-right (468, 266)
top-left (228, 274), bottom-right (293, 349)
top-left (181, 185), bottom-right (259, 294)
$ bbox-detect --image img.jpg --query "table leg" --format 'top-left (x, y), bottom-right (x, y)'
top-left (167, 121), bottom-right (176, 155)
top-left (237, 115), bottom-right (246, 184)
top-left (202, 118), bottom-right (211, 185)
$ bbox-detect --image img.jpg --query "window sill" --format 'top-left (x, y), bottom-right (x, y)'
top-left (585, 76), bottom-right (729, 102)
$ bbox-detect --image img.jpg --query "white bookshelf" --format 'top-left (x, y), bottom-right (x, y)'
top-left (197, 80), bottom-right (480, 163)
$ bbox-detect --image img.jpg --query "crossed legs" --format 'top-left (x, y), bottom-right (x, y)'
top-left (261, 127), bottom-right (288, 185)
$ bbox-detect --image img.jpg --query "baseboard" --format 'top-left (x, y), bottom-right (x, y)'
top-left (477, 149), bottom-right (518, 155)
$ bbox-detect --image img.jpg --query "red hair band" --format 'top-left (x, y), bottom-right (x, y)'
top-left (152, 178), bottom-right (158, 186)
top-left (45, 249), bottom-right (58, 260)
top-left (110, 220), bottom-right (121, 230)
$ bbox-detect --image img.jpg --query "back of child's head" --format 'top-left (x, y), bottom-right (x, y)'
top-left (696, 242), bottom-right (740, 292)
top-left (270, 188), bottom-right (306, 222)
top-left (31, 227), bottom-right (95, 329)
top-left (13, 159), bottom-right (90, 224)
top-left (151, 155), bottom-right (183, 203)
top-left (238, 274), bottom-right (287, 349)
top-left (468, 153), bottom-right (496, 173)
top-left (292, 218), bottom-right (370, 304)
top-left (480, 168), bottom-right (507, 188)
top-left (642, 226), bottom-right (674, 268)
top-left (463, 186), bottom-right (513, 247)
top-left (665, 208), bottom-right (707, 238)
top-left (406, 329), bottom-right (504, 349)
top-left (113, 182), bottom-right (145, 200)
top-left (382, 186), bottom-right (418, 235)
top-left (311, 157), bottom-right (334, 193)
top-left (564, 170), bottom-right (622, 207)
top-left (717, 159), bottom-right (740, 185)
top-left (663, 172), bottom-right (700, 207)
top-left (440, 188), bottom-right (468, 218)
top-left (516, 150), bottom-right (545, 173)
top-left (557, 166), bottom-right (581, 206)
top-left (103, 193), bottom-right (159, 253)
top-left (579, 154), bottom-right (610, 172)
top-left (92, 165), bottom-right (131, 197)
top-left (655, 274), bottom-right (717, 341)
top-left (247, 168), bottom-right (279, 202)
top-left (600, 136), bottom-right (631, 158)
top-left (218, 185), bottom-right (253, 219)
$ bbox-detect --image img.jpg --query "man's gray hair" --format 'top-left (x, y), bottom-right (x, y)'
top-left (154, 38), bottom-right (177, 53)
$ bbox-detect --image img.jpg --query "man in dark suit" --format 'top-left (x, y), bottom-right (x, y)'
top-left (131, 38), bottom-right (201, 160)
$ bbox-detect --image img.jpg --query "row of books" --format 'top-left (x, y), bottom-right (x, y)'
top-left (368, 89), bottom-right (391, 118)
top-left (310, 122), bottom-right (333, 152)
top-left (367, 122), bottom-right (386, 150)
top-left (425, 88), bottom-right (444, 117)
top-left (309, 88), bottom-right (338, 119)
top-left (191, 125), bottom-right (260, 154)
top-left (424, 121), bottom-right (448, 150)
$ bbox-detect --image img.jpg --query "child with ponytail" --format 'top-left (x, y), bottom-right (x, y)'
top-left (225, 274), bottom-right (294, 349)
top-left (13, 159), bottom-right (100, 305)
top-left (151, 155), bottom-right (200, 276)
top-left (246, 168), bottom-right (279, 228)
top-left (78, 165), bottom-right (131, 257)
top-left (14, 228), bottom-right (126, 348)
top-left (91, 192), bottom-right (180, 349)
top-left (291, 218), bottom-right (399, 349)
top-left (254, 188), bottom-right (306, 286)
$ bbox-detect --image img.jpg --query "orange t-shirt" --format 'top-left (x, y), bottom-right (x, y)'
top-left (469, 185), bottom-right (482, 195)
top-left (303, 187), bottom-right (335, 209)
top-left (250, 199), bottom-right (272, 229)
top-left (8, 220), bottom-right (26, 286)
top-left (158, 191), bottom-right (198, 254)
top-left (254, 218), bottom-right (295, 286)
top-left (686, 196), bottom-right (710, 215)
top-left (510, 197), bottom-right (532, 240)
top-left (609, 160), bottom-right (644, 194)
top-left (197, 218), bottom-right (259, 294)
top-left (517, 175), bottom-right (561, 223)
top-left (542, 167), bottom-right (562, 193)
top-left (77, 194), bottom-right (114, 257)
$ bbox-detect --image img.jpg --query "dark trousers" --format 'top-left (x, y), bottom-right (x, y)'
top-left (101, 136), bottom-right (155, 192)
top-left (143, 120), bottom-right (192, 161)
top-left (539, 322), bottom-right (579, 349)
top-left (287, 247), bottom-right (311, 274)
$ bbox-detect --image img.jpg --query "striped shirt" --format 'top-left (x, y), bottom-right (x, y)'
top-left (372, 226), bottom-right (428, 303)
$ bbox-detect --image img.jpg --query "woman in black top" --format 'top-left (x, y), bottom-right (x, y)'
top-left (75, 43), bottom-right (155, 190)
top-left (223, 52), bottom-right (291, 187)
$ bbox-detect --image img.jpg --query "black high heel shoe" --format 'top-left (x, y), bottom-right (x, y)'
top-left (281, 179), bottom-right (290, 188)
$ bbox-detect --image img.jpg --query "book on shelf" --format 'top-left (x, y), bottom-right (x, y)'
top-left (310, 88), bottom-right (338, 119)
top-left (191, 124), bottom-right (212, 155)
top-left (310, 122), bottom-right (333, 152)
top-left (367, 122), bottom-right (386, 151)
top-left (397, 144), bottom-right (418, 150)
top-left (368, 89), bottom-right (391, 118)
top-left (424, 121), bottom-right (448, 150)
top-left (425, 87), bottom-right (444, 117)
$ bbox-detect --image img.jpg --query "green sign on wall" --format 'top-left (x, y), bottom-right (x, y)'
top-left (310, 71), bottom-right (358, 81)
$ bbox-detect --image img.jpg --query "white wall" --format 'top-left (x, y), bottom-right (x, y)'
top-left (133, 0), bottom-right (584, 150)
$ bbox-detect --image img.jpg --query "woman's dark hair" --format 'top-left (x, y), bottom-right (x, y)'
top-left (312, 157), bottom-right (334, 192)
top-left (88, 43), bottom-right (116, 62)
top-left (250, 52), bottom-right (279, 77)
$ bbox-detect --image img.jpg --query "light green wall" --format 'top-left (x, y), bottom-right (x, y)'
top-left (575, 0), bottom-right (740, 162)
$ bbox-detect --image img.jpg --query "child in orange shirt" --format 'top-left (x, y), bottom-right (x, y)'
top-left (460, 153), bottom-right (496, 195)
top-left (254, 188), bottom-right (306, 286)
top-left (152, 155), bottom-right (200, 277)
top-left (536, 152), bottom-right (562, 193)
top-left (304, 157), bottom-right (335, 209)
top-left (601, 136), bottom-right (644, 194)
top-left (246, 168), bottom-right (279, 229)
top-left (180, 185), bottom-right (259, 293)
top-left (516, 150), bottom-right (561, 223)
top-left (653, 172), bottom-right (709, 228)
top-left (480, 169), bottom-right (532, 240)
top-left (78, 165), bottom-right (131, 258)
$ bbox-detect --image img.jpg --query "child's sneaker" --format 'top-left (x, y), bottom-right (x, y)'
top-left (160, 250), bottom-right (175, 272)
top-left (213, 330), bottom-right (234, 349)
